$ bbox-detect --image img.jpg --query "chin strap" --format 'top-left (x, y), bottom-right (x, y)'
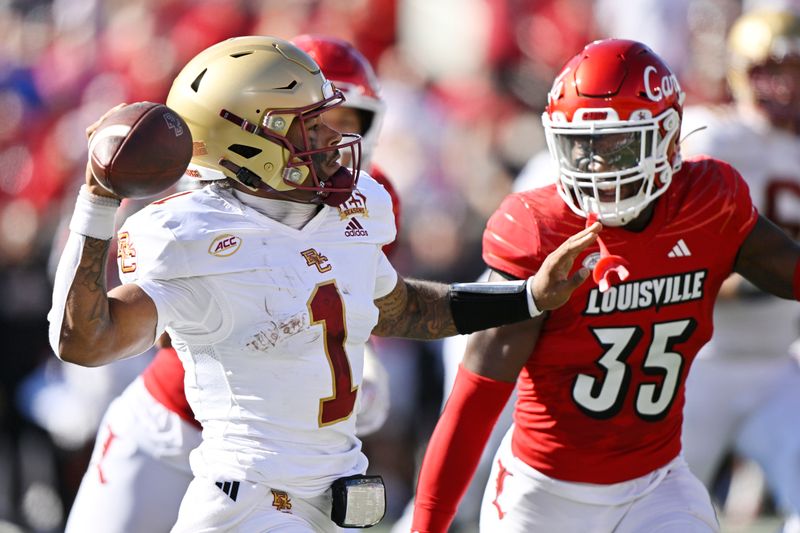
top-left (218, 159), bottom-right (265, 189)
top-left (318, 166), bottom-right (356, 206)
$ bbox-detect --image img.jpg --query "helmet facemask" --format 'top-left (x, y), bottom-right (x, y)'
top-left (544, 107), bottom-right (681, 227)
top-left (219, 83), bottom-right (362, 206)
top-left (291, 34), bottom-right (386, 169)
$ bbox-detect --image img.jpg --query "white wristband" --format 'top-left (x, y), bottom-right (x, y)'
top-left (525, 277), bottom-right (543, 317)
top-left (68, 185), bottom-right (121, 240)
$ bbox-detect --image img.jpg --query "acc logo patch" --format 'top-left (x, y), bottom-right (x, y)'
top-left (582, 252), bottom-right (601, 270)
top-left (209, 234), bottom-right (241, 257)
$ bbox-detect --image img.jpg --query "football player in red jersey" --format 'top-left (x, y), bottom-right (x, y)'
top-left (411, 39), bottom-right (800, 533)
top-left (64, 35), bottom-right (402, 533)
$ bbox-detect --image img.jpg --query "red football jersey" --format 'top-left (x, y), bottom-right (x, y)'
top-left (482, 156), bottom-right (758, 483)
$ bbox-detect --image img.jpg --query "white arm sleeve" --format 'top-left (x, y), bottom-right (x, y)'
top-left (47, 231), bottom-right (86, 359)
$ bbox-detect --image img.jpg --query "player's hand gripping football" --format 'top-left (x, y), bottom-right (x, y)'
top-left (84, 103), bottom-right (128, 200)
top-left (529, 221), bottom-right (602, 312)
top-left (84, 101), bottom-right (192, 200)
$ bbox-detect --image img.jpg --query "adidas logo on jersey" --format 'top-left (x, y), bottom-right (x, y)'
top-left (215, 480), bottom-right (240, 501)
top-left (345, 217), bottom-right (368, 237)
top-left (668, 239), bottom-right (691, 258)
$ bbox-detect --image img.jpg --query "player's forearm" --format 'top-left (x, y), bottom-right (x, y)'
top-left (372, 278), bottom-right (458, 339)
top-left (412, 365), bottom-right (514, 533)
top-left (56, 236), bottom-right (117, 365)
top-left (373, 224), bottom-right (598, 339)
top-left (48, 184), bottom-right (132, 366)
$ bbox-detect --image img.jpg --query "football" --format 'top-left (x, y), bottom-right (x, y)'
top-left (89, 101), bottom-right (193, 199)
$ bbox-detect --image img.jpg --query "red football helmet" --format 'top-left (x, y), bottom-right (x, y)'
top-left (543, 39), bottom-right (685, 226)
top-left (292, 34), bottom-right (386, 168)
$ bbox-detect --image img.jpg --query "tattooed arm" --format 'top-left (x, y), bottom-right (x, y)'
top-left (51, 116), bottom-right (159, 366)
top-left (54, 233), bottom-right (158, 366)
top-left (372, 279), bottom-right (457, 339)
top-left (372, 222), bottom-right (601, 339)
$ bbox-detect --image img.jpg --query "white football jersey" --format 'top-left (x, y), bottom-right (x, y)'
top-left (116, 175), bottom-right (397, 497)
top-left (681, 105), bottom-right (800, 360)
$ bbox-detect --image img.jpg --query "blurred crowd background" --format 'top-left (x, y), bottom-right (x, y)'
top-left (0, 0), bottom-right (796, 531)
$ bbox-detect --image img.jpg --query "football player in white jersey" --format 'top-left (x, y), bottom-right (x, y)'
top-left (63, 35), bottom-right (401, 533)
top-left (48, 35), bottom-right (602, 532)
top-left (679, 8), bottom-right (800, 531)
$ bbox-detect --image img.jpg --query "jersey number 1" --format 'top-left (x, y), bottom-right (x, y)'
top-left (308, 281), bottom-right (358, 426)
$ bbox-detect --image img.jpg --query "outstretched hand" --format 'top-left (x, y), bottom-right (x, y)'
top-left (530, 221), bottom-right (601, 311)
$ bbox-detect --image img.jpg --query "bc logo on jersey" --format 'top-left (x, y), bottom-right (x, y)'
top-left (209, 234), bottom-right (241, 257)
top-left (117, 231), bottom-right (137, 273)
top-left (301, 249), bottom-right (332, 273)
top-left (271, 489), bottom-right (292, 512)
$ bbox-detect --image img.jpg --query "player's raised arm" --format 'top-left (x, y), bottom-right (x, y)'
top-left (734, 214), bottom-right (800, 300)
top-left (48, 103), bottom-right (189, 366)
top-left (371, 222), bottom-right (600, 339)
top-left (49, 210), bottom-right (157, 368)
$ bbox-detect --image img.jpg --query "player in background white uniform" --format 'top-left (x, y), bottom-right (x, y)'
top-left (679, 9), bottom-right (800, 532)
top-left (63, 35), bottom-right (401, 533)
top-left (48, 35), bottom-right (602, 532)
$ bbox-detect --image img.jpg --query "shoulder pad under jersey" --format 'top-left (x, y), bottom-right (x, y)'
top-left (116, 186), bottom-right (271, 282)
top-left (332, 172), bottom-right (397, 247)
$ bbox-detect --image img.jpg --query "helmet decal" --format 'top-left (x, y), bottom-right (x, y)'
top-left (643, 65), bottom-right (683, 103)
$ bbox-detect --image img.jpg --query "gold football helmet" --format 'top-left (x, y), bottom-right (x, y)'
top-left (166, 36), bottom-right (362, 205)
top-left (728, 9), bottom-right (800, 129)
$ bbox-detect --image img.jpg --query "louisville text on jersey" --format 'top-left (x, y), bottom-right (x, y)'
top-left (584, 270), bottom-right (707, 315)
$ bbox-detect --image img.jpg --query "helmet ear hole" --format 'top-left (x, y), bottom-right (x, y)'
top-left (191, 69), bottom-right (207, 93)
top-left (228, 145), bottom-right (262, 159)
